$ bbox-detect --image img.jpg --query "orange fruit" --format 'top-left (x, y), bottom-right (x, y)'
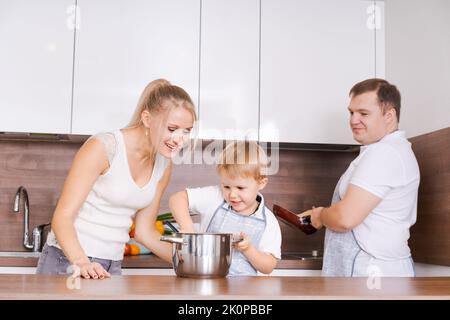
top-left (124, 244), bottom-right (131, 256)
top-left (155, 221), bottom-right (164, 235)
top-left (129, 222), bottom-right (136, 238)
top-left (129, 244), bottom-right (140, 256)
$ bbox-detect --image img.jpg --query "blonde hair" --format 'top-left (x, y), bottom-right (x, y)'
top-left (217, 141), bottom-right (269, 181)
top-left (127, 79), bottom-right (196, 128)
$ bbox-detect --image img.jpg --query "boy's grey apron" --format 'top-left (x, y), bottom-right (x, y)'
top-left (206, 200), bottom-right (267, 276)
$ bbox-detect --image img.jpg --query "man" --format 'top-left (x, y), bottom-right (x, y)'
top-left (301, 79), bottom-right (420, 277)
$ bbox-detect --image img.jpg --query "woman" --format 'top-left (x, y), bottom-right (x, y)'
top-left (36, 79), bottom-right (196, 279)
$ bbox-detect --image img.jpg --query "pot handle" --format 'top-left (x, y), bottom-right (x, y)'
top-left (231, 235), bottom-right (244, 244)
top-left (160, 235), bottom-right (185, 245)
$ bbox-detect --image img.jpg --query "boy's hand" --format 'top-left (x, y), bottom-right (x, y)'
top-left (232, 232), bottom-right (251, 252)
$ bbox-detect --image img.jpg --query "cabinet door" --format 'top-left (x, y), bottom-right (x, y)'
top-left (198, 0), bottom-right (260, 140)
top-left (375, 0), bottom-right (385, 78)
top-left (260, 0), bottom-right (381, 144)
top-left (0, 0), bottom-right (74, 134)
top-left (72, 0), bottom-right (200, 135)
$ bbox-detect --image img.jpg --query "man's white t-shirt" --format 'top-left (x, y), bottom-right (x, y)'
top-left (186, 185), bottom-right (282, 259)
top-left (337, 130), bottom-right (420, 260)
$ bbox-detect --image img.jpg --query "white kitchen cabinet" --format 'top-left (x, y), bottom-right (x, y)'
top-left (385, 0), bottom-right (450, 137)
top-left (259, 0), bottom-right (384, 144)
top-left (375, 1), bottom-right (385, 78)
top-left (0, 0), bottom-right (75, 134)
top-left (198, 0), bottom-right (260, 140)
top-left (71, 0), bottom-right (200, 135)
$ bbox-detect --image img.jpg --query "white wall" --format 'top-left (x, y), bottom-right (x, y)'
top-left (385, 0), bottom-right (450, 138)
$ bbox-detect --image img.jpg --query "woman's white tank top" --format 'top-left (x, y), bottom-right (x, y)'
top-left (47, 130), bottom-right (169, 260)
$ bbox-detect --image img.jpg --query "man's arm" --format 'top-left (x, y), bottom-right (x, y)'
top-left (302, 184), bottom-right (382, 232)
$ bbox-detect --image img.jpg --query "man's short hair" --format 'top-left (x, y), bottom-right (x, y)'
top-left (349, 78), bottom-right (401, 122)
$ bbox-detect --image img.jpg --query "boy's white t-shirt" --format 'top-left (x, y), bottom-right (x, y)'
top-left (186, 185), bottom-right (282, 259)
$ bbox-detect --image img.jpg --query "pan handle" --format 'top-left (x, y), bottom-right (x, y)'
top-left (160, 235), bottom-right (186, 245)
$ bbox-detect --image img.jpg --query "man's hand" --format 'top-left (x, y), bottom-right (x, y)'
top-left (298, 207), bottom-right (324, 230)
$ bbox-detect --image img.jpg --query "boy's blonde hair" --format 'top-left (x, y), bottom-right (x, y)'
top-left (217, 141), bottom-right (269, 181)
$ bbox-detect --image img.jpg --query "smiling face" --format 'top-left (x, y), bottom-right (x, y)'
top-left (144, 105), bottom-right (195, 159)
top-left (219, 170), bottom-right (267, 215)
top-left (348, 91), bottom-right (398, 145)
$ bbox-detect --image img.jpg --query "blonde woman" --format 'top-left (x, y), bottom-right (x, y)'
top-left (36, 79), bottom-right (196, 279)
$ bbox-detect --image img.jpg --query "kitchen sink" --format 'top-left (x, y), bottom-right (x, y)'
top-left (0, 251), bottom-right (41, 258)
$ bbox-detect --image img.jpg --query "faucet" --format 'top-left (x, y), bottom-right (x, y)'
top-left (13, 186), bottom-right (45, 252)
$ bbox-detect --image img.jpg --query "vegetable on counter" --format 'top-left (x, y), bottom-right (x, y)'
top-left (155, 220), bottom-right (164, 235)
top-left (129, 223), bottom-right (135, 238)
top-left (156, 212), bottom-right (174, 221)
top-left (124, 213), bottom-right (177, 256)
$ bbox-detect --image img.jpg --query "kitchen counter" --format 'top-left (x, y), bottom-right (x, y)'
top-left (0, 274), bottom-right (449, 300)
top-left (0, 254), bottom-right (323, 270)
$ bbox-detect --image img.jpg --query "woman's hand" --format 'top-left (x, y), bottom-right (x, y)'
top-left (298, 207), bottom-right (324, 230)
top-left (233, 232), bottom-right (251, 252)
top-left (72, 259), bottom-right (111, 280)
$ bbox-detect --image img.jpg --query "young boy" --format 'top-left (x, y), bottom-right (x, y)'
top-left (169, 141), bottom-right (282, 276)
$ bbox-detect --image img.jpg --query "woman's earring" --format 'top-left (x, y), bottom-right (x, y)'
top-left (145, 129), bottom-right (149, 137)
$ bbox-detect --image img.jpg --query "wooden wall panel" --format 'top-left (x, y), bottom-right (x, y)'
top-left (0, 140), bottom-right (80, 251)
top-left (409, 127), bottom-right (450, 266)
top-left (2, 127), bottom-right (448, 267)
top-left (0, 137), bottom-right (356, 254)
top-left (162, 149), bottom-right (357, 254)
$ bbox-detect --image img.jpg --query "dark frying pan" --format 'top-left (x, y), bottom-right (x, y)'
top-left (273, 204), bottom-right (317, 235)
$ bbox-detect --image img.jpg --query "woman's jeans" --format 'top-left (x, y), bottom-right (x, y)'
top-left (36, 243), bottom-right (122, 275)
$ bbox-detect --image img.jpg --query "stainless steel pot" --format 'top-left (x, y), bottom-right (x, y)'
top-left (160, 233), bottom-right (241, 278)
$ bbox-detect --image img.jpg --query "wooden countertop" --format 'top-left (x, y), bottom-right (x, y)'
top-left (0, 254), bottom-right (323, 270)
top-left (0, 274), bottom-right (449, 300)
